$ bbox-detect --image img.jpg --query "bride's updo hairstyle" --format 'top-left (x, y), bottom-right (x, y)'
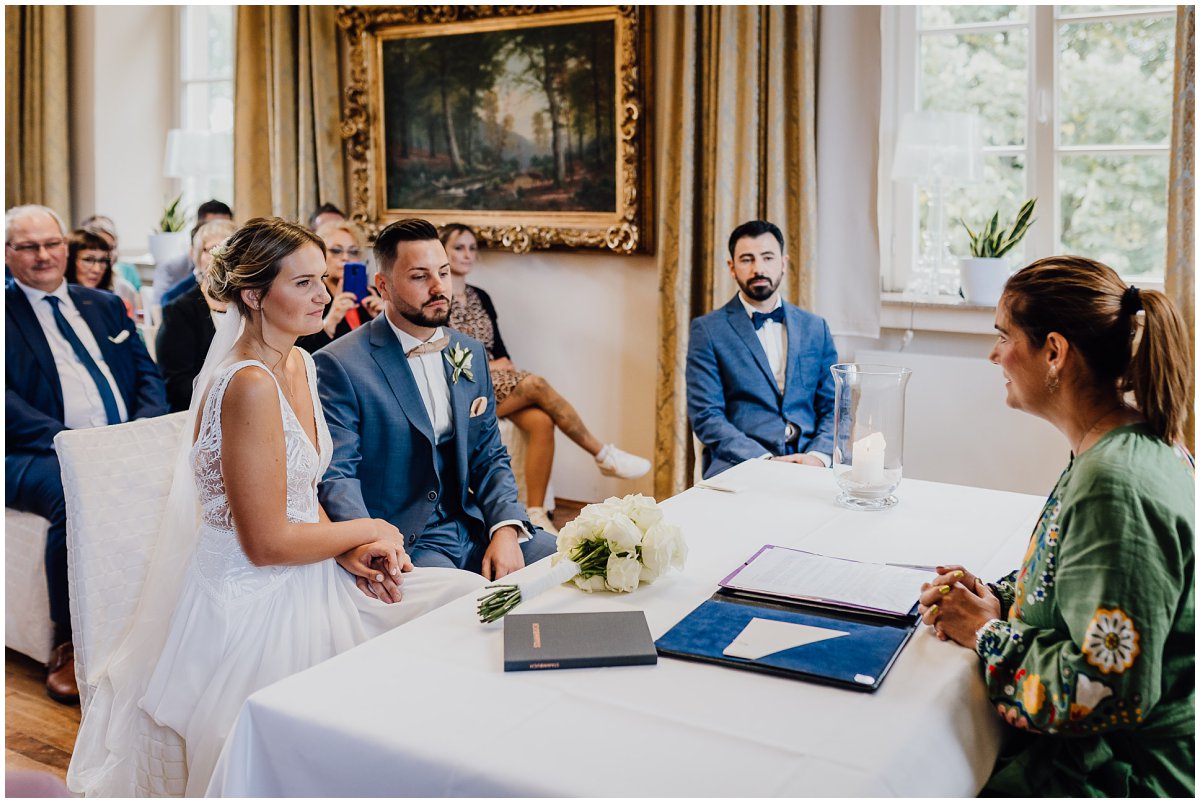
top-left (207, 217), bottom-right (325, 317)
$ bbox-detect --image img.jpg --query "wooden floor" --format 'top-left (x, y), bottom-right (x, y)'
top-left (4, 499), bottom-right (587, 784)
top-left (5, 649), bottom-right (79, 781)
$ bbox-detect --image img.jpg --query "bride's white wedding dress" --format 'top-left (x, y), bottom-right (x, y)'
top-left (133, 354), bottom-right (483, 796)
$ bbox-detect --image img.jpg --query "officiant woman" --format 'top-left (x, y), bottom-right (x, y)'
top-left (916, 255), bottom-right (1194, 797)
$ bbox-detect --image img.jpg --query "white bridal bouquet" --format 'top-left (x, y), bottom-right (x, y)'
top-left (477, 494), bottom-right (688, 623)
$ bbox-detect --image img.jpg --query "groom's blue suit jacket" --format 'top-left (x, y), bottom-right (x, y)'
top-left (314, 314), bottom-right (527, 546)
top-left (686, 294), bottom-right (838, 480)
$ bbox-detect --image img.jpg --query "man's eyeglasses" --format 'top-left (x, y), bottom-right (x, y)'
top-left (328, 246), bottom-right (361, 258)
top-left (7, 239), bottom-right (66, 254)
top-left (77, 255), bottom-right (112, 266)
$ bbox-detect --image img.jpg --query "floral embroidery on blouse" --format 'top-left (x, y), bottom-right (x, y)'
top-left (1011, 493), bottom-right (1061, 620)
top-left (1070, 674), bottom-right (1114, 720)
top-left (1082, 607), bottom-right (1141, 674)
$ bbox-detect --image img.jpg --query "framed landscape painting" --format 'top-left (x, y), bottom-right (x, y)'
top-left (338, 6), bottom-right (652, 253)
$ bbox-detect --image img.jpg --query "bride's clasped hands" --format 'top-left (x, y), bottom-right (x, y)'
top-left (333, 517), bottom-right (414, 603)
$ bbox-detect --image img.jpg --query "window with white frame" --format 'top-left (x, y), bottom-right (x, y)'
top-left (177, 6), bottom-right (235, 215)
top-left (882, 5), bottom-right (1175, 290)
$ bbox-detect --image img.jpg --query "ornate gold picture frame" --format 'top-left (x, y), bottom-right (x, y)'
top-left (337, 5), bottom-right (651, 254)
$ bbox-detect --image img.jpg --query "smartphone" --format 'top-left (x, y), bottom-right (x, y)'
top-left (342, 262), bottom-right (369, 302)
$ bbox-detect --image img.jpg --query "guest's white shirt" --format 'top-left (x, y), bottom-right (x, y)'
top-left (15, 277), bottom-right (128, 429)
top-left (738, 292), bottom-right (830, 468)
top-left (385, 317), bottom-right (526, 540)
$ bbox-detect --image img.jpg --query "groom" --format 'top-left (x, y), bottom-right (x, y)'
top-left (315, 218), bottom-right (556, 584)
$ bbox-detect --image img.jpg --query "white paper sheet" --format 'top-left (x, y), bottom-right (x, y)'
top-left (724, 546), bottom-right (935, 615)
top-left (722, 617), bottom-right (848, 660)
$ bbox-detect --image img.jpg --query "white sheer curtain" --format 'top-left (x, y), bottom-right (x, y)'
top-left (815, 5), bottom-right (882, 338)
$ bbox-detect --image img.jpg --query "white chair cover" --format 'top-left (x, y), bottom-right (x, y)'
top-left (4, 509), bottom-right (53, 663)
top-left (58, 413), bottom-right (189, 796)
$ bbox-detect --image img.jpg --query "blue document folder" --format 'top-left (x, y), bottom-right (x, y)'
top-left (654, 592), bottom-right (917, 692)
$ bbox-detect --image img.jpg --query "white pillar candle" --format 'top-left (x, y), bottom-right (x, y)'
top-left (852, 431), bottom-right (886, 485)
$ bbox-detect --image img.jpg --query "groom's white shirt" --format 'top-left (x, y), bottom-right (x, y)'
top-left (385, 317), bottom-right (527, 542)
top-left (389, 319), bottom-right (454, 440)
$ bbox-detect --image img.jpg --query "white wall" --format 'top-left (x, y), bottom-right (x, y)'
top-left (71, 6), bottom-right (176, 255)
top-left (468, 252), bottom-right (659, 503)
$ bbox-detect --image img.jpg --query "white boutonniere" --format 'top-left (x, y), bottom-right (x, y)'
top-left (108, 330), bottom-right (130, 344)
top-left (445, 342), bottom-right (475, 384)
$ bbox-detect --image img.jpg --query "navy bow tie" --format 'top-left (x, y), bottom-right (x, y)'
top-left (751, 307), bottom-right (785, 330)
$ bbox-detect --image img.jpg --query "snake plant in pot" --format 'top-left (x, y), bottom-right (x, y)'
top-left (958, 197), bottom-right (1036, 305)
top-left (148, 194), bottom-right (190, 267)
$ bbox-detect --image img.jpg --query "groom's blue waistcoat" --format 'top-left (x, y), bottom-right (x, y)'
top-left (314, 315), bottom-right (527, 547)
top-left (685, 294), bottom-right (838, 480)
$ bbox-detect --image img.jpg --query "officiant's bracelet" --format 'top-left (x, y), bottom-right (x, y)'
top-left (974, 618), bottom-right (1001, 655)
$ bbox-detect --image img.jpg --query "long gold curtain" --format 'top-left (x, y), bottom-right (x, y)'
top-left (1167, 5), bottom-right (1195, 451)
top-left (5, 5), bottom-right (71, 221)
top-left (653, 7), bottom-right (818, 498)
top-left (234, 6), bottom-right (345, 221)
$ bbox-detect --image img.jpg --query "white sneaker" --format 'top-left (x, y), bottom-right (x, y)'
top-left (527, 506), bottom-right (559, 535)
top-left (595, 444), bottom-right (651, 479)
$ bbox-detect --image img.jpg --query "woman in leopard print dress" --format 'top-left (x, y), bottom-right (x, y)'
top-left (443, 224), bottom-right (650, 534)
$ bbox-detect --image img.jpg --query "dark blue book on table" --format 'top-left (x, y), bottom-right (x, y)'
top-left (655, 592), bottom-right (917, 692)
top-left (503, 611), bottom-right (657, 671)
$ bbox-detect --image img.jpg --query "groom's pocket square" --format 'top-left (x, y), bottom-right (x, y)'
top-left (469, 396), bottom-right (488, 418)
top-left (108, 330), bottom-right (130, 344)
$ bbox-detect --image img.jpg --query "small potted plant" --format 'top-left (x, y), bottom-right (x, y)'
top-left (147, 194), bottom-right (190, 267)
top-left (958, 197), bottom-right (1036, 306)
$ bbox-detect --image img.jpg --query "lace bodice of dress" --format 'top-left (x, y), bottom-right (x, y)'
top-left (189, 352), bottom-right (333, 602)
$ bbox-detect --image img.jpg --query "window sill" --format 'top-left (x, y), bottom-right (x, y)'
top-left (880, 292), bottom-right (997, 335)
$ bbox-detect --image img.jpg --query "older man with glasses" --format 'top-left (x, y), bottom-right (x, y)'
top-left (5, 204), bottom-right (168, 704)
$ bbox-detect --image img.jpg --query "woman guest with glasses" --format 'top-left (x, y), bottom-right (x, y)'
top-left (66, 229), bottom-right (138, 318)
top-left (296, 221), bottom-right (384, 353)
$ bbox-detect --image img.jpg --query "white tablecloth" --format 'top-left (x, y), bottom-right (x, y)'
top-left (210, 460), bottom-right (1045, 797)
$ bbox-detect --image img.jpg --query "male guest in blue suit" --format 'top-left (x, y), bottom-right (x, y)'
top-left (316, 218), bottom-right (556, 592)
top-left (686, 219), bottom-right (838, 480)
top-left (5, 205), bottom-right (168, 703)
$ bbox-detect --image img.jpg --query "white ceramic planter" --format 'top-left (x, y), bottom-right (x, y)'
top-left (959, 257), bottom-right (1009, 306)
top-left (148, 231), bottom-right (190, 267)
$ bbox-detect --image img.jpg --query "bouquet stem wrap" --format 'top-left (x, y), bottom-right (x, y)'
top-left (476, 494), bottom-right (687, 623)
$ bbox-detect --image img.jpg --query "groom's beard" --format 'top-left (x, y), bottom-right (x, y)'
top-left (394, 294), bottom-right (451, 328)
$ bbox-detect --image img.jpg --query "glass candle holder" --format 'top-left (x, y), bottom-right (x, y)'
top-left (830, 363), bottom-right (912, 511)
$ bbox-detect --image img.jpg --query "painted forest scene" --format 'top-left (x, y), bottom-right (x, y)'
top-left (381, 19), bottom-right (618, 213)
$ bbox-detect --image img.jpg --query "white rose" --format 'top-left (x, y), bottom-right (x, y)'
top-left (572, 574), bottom-right (608, 593)
top-left (667, 525), bottom-right (688, 571)
top-left (639, 561), bottom-right (663, 585)
top-left (554, 523), bottom-right (585, 557)
top-left (603, 513), bottom-right (643, 553)
top-left (640, 522), bottom-right (673, 571)
top-left (625, 494), bottom-right (664, 532)
top-left (605, 553), bottom-right (642, 592)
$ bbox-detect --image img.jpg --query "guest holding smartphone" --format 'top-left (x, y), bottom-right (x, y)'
top-left (297, 221), bottom-right (383, 353)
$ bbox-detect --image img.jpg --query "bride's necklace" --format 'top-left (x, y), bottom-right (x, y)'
top-left (1073, 403), bottom-right (1129, 455)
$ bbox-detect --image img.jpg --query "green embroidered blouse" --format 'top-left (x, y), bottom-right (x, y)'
top-left (976, 424), bottom-right (1194, 797)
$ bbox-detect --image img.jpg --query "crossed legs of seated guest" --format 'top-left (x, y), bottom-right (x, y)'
top-left (505, 407), bottom-right (555, 509)
top-left (496, 374), bottom-right (650, 480)
top-left (5, 454), bottom-right (77, 704)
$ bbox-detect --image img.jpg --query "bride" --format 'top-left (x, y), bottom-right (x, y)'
top-left (67, 218), bottom-right (485, 796)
